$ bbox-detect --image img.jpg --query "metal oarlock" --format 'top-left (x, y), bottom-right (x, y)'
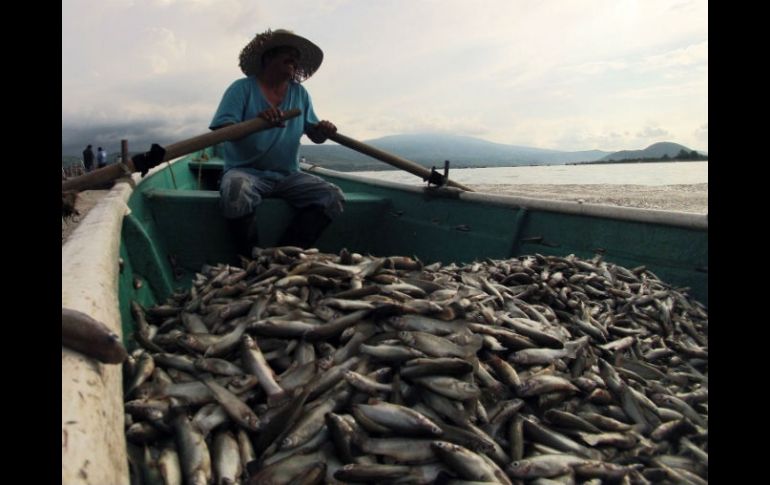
top-left (425, 159), bottom-right (452, 187)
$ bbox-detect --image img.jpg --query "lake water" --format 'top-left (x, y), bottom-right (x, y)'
top-left (348, 161), bottom-right (708, 186)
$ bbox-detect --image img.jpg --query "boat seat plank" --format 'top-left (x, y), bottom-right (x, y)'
top-left (140, 188), bottom-right (391, 278)
top-left (187, 159), bottom-right (225, 172)
top-left (143, 188), bottom-right (386, 204)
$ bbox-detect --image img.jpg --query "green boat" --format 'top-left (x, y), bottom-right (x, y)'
top-left (61, 146), bottom-right (707, 483)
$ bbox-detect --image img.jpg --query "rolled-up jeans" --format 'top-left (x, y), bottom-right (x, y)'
top-left (219, 168), bottom-right (345, 220)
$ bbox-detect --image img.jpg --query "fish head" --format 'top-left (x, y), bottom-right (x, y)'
top-left (429, 441), bottom-right (458, 454)
top-left (397, 331), bottom-right (414, 345)
top-left (506, 459), bottom-right (535, 478)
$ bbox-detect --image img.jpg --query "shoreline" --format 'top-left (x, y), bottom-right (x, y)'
top-left (469, 183), bottom-right (707, 214)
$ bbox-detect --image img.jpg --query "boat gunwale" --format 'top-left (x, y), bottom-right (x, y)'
top-left (62, 179), bottom-right (137, 484)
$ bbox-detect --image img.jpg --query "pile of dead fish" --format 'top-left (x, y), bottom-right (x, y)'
top-left (124, 247), bottom-right (708, 484)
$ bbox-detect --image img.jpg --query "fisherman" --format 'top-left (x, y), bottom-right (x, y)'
top-left (209, 28), bottom-right (344, 253)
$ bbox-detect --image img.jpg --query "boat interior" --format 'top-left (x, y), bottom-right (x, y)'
top-left (117, 147), bottom-right (708, 335)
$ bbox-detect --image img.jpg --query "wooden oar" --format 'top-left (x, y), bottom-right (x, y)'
top-left (62, 109), bottom-right (302, 193)
top-left (327, 131), bottom-right (474, 192)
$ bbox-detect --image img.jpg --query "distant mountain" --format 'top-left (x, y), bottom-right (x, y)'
top-left (600, 142), bottom-right (704, 161)
top-left (62, 134), bottom-right (704, 171)
top-left (300, 133), bottom-right (612, 172)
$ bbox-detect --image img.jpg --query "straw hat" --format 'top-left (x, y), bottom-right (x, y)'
top-left (239, 28), bottom-right (323, 82)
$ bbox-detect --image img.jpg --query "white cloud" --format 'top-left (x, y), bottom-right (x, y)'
top-left (62, 0), bottom-right (708, 154)
top-left (559, 40), bottom-right (707, 81)
top-left (362, 114), bottom-right (489, 139)
top-left (636, 125), bottom-right (671, 139)
top-left (640, 41), bottom-right (708, 71)
top-left (694, 122), bottom-right (708, 149)
top-left (564, 60), bottom-right (630, 76)
top-left (143, 28), bottom-right (187, 74)
top-left (611, 79), bottom-right (707, 101)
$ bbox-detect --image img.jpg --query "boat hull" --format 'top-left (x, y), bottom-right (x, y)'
top-left (62, 148), bottom-right (707, 482)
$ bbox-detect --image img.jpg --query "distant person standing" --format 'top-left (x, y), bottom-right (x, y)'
top-left (97, 147), bottom-right (108, 168)
top-left (82, 145), bottom-right (95, 172)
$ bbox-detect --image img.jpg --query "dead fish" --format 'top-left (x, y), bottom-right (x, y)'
top-left (398, 331), bottom-right (479, 358)
top-left (353, 401), bottom-right (444, 436)
top-left (498, 315), bottom-right (565, 348)
top-left (198, 374), bottom-right (261, 431)
top-left (212, 430), bottom-right (241, 484)
top-left (334, 463), bottom-right (412, 482)
top-left (191, 403), bottom-right (229, 437)
top-left (576, 431), bottom-right (638, 448)
top-left (62, 307), bottom-right (127, 364)
top-left (400, 357), bottom-right (475, 379)
top-left (325, 412), bottom-right (359, 464)
top-left (125, 249), bottom-right (707, 485)
top-left (431, 441), bottom-right (512, 484)
top-left (241, 334), bottom-right (286, 403)
top-left (251, 386), bottom-right (311, 457)
top-left (412, 376), bottom-right (481, 401)
top-left (194, 357), bottom-right (245, 376)
top-left (506, 454), bottom-right (588, 479)
top-left (517, 374), bottom-right (580, 397)
top-left (173, 414), bottom-right (212, 485)
top-left (543, 409), bottom-right (602, 433)
top-left (521, 417), bottom-right (600, 460)
top-left (357, 437), bottom-right (437, 464)
top-left (359, 343), bottom-right (426, 362)
top-left (510, 337), bottom-right (588, 366)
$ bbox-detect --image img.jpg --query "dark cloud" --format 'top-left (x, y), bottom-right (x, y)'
top-left (62, 118), bottom-right (205, 157)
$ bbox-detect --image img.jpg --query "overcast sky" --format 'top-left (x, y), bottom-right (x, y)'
top-left (62, 0), bottom-right (707, 156)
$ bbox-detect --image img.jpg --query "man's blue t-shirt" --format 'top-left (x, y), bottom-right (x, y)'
top-left (210, 77), bottom-right (319, 178)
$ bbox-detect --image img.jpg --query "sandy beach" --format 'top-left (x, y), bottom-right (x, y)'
top-left (61, 184), bottom-right (707, 245)
top-left (470, 183), bottom-right (708, 214)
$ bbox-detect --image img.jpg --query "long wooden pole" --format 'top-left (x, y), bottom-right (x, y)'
top-left (62, 109), bottom-right (302, 193)
top-left (327, 132), bottom-right (474, 192)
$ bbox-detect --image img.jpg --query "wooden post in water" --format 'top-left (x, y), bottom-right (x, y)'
top-left (121, 140), bottom-right (129, 167)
